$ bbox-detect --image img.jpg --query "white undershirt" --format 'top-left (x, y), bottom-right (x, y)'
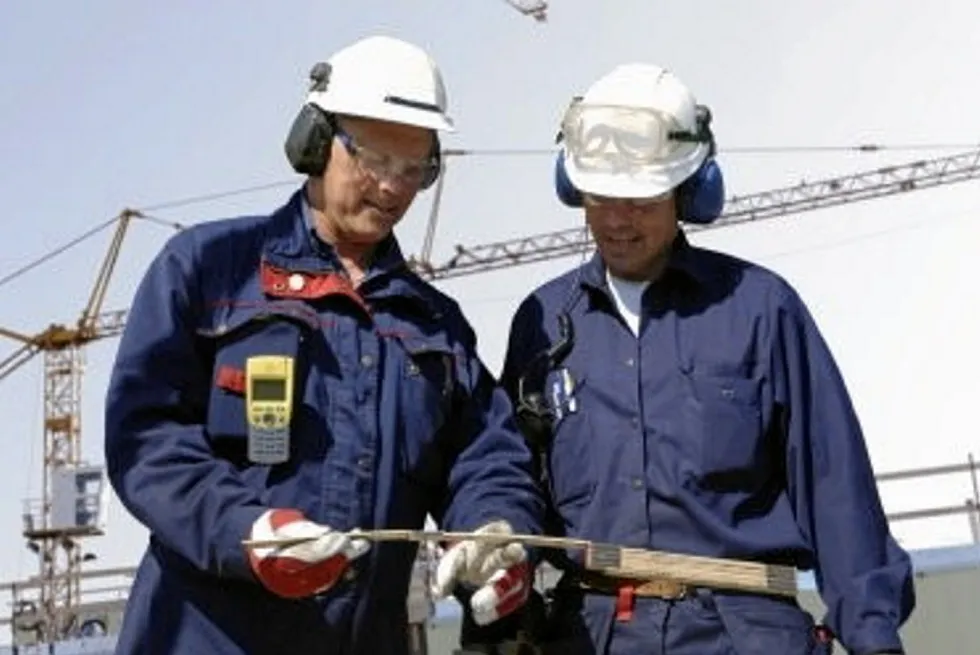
top-left (606, 269), bottom-right (651, 336)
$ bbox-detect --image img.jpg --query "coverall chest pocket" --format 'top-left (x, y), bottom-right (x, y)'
top-left (398, 336), bottom-right (456, 486)
top-left (686, 371), bottom-right (765, 486)
top-left (198, 308), bottom-right (318, 465)
top-left (544, 368), bottom-right (596, 511)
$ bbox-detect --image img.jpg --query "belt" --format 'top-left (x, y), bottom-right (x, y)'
top-left (573, 569), bottom-right (690, 600)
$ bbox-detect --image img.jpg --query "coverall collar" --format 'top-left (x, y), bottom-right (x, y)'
top-left (296, 187), bottom-right (407, 276)
top-left (579, 229), bottom-right (711, 292)
top-left (262, 187), bottom-right (440, 319)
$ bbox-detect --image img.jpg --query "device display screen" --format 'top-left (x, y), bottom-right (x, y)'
top-left (251, 378), bottom-right (286, 401)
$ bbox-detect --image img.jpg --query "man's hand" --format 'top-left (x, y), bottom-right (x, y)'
top-left (247, 509), bottom-right (370, 599)
top-left (431, 520), bottom-right (532, 626)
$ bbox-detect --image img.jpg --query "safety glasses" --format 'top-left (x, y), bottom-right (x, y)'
top-left (561, 103), bottom-right (691, 175)
top-left (335, 128), bottom-right (438, 188)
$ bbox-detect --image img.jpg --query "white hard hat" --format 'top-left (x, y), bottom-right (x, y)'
top-left (306, 35), bottom-right (455, 132)
top-left (560, 63), bottom-right (711, 199)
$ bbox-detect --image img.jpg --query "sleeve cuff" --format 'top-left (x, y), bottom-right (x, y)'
top-left (216, 505), bottom-right (268, 580)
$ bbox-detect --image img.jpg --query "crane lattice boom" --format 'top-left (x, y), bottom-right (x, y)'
top-left (412, 148), bottom-right (980, 280)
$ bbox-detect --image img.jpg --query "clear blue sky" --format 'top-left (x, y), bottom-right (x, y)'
top-left (1, 0), bottom-right (979, 607)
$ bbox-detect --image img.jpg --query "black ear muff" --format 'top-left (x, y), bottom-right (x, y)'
top-left (418, 134), bottom-right (442, 191)
top-left (284, 104), bottom-right (335, 176)
top-left (285, 62), bottom-right (336, 176)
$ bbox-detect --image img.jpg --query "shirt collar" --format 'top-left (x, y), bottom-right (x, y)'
top-left (579, 229), bottom-right (712, 292)
top-left (299, 188), bottom-right (407, 278)
top-left (294, 188), bottom-right (441, 318)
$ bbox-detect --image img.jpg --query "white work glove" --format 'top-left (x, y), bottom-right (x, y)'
top-left (247, 509), bottom-right (370, 599)
top-left (431, 520), bottom-right (531, 626)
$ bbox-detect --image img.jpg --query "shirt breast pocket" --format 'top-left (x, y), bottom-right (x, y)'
top-left (197, 306), bottom-right (322, 465)
top-left (397, 335), bottom-right (456, 487)
top-left (685, 370), bottom-right (765, 487)
top-left (544, 368), bottom-right (596, 511)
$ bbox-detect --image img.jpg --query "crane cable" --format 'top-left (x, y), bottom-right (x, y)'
top-left (0, 212), bottom-right (181, 292)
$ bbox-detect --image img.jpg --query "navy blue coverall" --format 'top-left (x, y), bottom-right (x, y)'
top-left (497, 233), bottom-right (914, 654)
top-left (104, 189), bottom-right (544, 654)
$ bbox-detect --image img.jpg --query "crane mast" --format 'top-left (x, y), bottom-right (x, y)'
top-left (1, 212), bottom-right (136, 643)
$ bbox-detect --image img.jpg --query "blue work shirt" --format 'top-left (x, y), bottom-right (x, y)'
top-left (500, 232), bottom-right (914, 654)
top-left (104, 188), bottom-right (544, 655)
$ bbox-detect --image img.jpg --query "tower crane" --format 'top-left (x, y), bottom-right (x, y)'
top-left (0, 209), bottom-right (176, 643)
top-left (410, 147), bottom-right (980, 280)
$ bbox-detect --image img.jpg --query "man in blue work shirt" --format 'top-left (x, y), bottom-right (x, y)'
top-left (104, 35), bottom-right (543, 655)
top-left (489, 64), bottom-right (915, 654)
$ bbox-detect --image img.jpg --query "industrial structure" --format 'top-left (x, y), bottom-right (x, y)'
top-left (0, 211), bottom-right (139, 645)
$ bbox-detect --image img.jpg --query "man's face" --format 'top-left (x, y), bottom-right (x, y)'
top-left (584, 192), bottom-right (678, 281)
top-left (316, 115), bottom-right (436, 248)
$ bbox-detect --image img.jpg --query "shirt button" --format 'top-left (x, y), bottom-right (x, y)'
top-left (360, 354), bottom-right (373, 368)
top-left (625, 358), bottom-right (635, 367)
top-left (631, 417), bottom-right (640, 429)
top-left (631, 477), bottom-right (644, 490)
top-left (288, 273), bottom-right (305, 291)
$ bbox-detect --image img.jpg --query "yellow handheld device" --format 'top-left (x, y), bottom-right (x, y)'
top-left (245, 355), bottom-right (294, 465)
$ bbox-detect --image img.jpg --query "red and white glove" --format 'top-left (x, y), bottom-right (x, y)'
top-left (247, 509), bottom-right (370, 599)
top-left (430, 520), bottom-right (531, 626)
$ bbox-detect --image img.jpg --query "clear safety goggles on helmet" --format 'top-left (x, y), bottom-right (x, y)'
top-left (335, 128), bottom-right (438, 188)
top-left (560, 103), bottom-right (698, 176)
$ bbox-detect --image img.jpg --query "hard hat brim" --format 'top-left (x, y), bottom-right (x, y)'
top-left (563, 143), bottom-right (710, 199)
top-left (309, 93), bottom-right (455, 132)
